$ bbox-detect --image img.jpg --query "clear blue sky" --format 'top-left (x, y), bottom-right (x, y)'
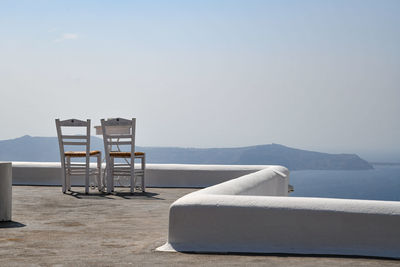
top-left (0, 0), bottom-right (399, 161)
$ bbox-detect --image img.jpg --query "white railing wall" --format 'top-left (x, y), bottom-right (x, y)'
top-left (11, 162), bottom-right (266, 188)
top-left (0, 162), bottom-right (12, 222)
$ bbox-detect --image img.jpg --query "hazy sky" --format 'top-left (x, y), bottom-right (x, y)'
top-left (0, 0), bottom-right (399, 161)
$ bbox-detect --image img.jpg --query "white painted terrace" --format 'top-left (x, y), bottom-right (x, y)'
top-left (2, 161), bottom-right (400, 259)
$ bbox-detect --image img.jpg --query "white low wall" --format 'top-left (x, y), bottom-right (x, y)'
top-left (158, 165), bottom-right (400, 259)
top-left (11, 162), bottom-right (267, 188)
top-left (0, 162), bottom-right (12, 222)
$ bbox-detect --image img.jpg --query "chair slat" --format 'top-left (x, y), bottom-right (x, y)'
top-left (109, 141), bottom-right (132, 145)
top-left (59, 119), bottom-right (88, 127)
top-left (62, 135), bottom-right (88, 139)
top-left (114, 173), bottom-right (140, 176)
top-left (68, 170), bottom-right (97, 174)
top-left (63, 141), bottom-right (88, 146)
top-left (102, 117), bottom-right (132, 126)
top-left (105, 134), bottom-right (132, 139)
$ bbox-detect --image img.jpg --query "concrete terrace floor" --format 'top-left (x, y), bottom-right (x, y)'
top-left (1, 186), bottom-right (399, 267)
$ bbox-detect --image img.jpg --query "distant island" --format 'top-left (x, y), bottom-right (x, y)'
top-left (0, 135), bottom-right (373, 170)
top-left (369, 162), bottom-right (400, 166)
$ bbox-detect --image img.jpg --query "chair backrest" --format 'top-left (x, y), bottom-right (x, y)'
top-left (100, 118), bottom-right (136, 161)
top-left (55, 119), bottom-right (91, 166)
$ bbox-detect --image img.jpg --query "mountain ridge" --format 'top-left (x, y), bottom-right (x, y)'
top-left (0, 135), bottom-right (373, 170)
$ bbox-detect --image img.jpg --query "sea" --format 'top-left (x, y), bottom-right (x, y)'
top-left (289, 165), bottom-right (400, 201)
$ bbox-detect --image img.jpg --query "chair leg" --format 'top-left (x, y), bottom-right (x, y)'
top-left (111, 157), bottom-right (115, 192)
top-left (97, 154), bottom-right (102, 191)
top-left (106, 163), bottom-right (111, 194)
top-left (85, 159), bottom-right (89, 195)
top-left (106, 158), bottom-right (114, 194)
top-left (61, 161), bottom-right (66, 193)
top-left (130, 158), bottom-right (135, 194)
top-left (141, 155), bottom-right (146, 192)
top-left (66, 156), bottom-right (71, 191)
top-left (100, 155), bottom-right (103, 191)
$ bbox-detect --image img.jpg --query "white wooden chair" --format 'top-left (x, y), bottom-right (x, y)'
top-left (55, 119), bottom-right (102, 194)
top-left (101, 118), bottom-right (146, 194)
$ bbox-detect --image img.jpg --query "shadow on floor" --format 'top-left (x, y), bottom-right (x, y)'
top-left (112, 191), bottom-right (164, 200)
top-left (180, 251), bottom-right (400, 261)
top-left (0, 221), bottom-right (26, 229)
top-left (66, 190), bottom-right (163, 200)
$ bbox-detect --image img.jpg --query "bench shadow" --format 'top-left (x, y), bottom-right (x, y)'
top-left (179, 251), bottom-right (400, 261)
top-left (0, 221), bottom-right (26, 229)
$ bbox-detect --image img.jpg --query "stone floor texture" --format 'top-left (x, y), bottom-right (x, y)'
top-left (0, 186), bottom-right (399, 266)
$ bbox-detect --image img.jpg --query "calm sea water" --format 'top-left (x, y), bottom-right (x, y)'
top-left (289, 165), bottom-right (400, 201)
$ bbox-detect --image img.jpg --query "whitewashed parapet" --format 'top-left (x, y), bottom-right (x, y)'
top-left (11, 162), bottom-right (267, 188)
top-left (158, 165), bottom-right (400, 259)
top-left (0, 162), bottom-right (12, 222)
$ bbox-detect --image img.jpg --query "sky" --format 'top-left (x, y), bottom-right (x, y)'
top-left (0, 0), bottom-right (399, 161)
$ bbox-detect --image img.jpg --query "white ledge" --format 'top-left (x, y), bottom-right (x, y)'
top-left (11, 162), bottom-right (268, 188)
top-left (157, 165), bottom-right (400, 259)
top-left (0, 162), bottom-right (12, 222)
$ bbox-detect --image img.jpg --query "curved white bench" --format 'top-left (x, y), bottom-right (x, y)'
top-left (158, 165), bottom-right (400, 259)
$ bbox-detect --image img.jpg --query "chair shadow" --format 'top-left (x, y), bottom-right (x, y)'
top-left (0, 221), bottom-right (26, 229)
top-left (66, 190), bottom-right (163, 200)
top-left (66, 191), bottom-right (115, 200)
top-left (113, 191), bottom-right (164, 200)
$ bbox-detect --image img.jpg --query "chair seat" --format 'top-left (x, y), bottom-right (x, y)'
top-left (64, 150), bottom-right (101, 157)
top-left (109, 151), bottom-right (145, 158)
